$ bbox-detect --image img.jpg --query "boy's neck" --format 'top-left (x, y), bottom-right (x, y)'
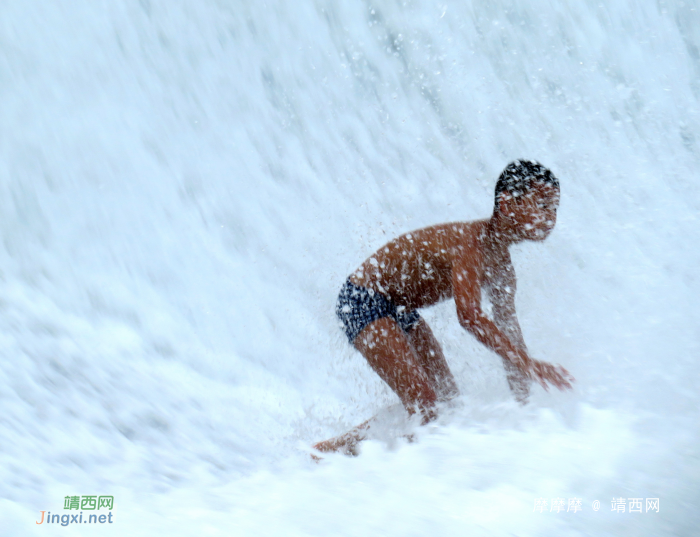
top-left (483, 213), bottom-right (520, 251)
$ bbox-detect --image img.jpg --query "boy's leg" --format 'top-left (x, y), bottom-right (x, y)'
top-left (406, 318), bottom-right (460, 402)
top-left (353, 316), bottom-right (438, 422)
top-left (312, 317), bottom-right (438, 455)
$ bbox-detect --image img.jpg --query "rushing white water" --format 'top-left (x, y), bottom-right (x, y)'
top-left (1, 0), bottom-right (698, 535)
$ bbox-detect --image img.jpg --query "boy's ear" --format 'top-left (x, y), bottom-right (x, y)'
top-left (496, 192), bottom-right (512, 211)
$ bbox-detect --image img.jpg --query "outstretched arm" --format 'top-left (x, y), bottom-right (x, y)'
top-left (488, 264), bottom-right (527, 350)
top-left (487, 262), bottom-right (532, 401)
top-left (452, 251), bottom-right (573, 392)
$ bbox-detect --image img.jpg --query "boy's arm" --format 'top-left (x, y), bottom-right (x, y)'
top-left (487, 264), bottom-right (532, 401)
top-left (488, 262), bottom-right (527, 351)
top-left (452, 252), bottom-right (572, 392)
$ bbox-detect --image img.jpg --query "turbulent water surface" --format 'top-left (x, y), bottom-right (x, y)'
top-left (1, 1), bottom-right (699, 535)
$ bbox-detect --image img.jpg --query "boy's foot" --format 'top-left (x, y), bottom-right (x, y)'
top-left (313, 431), bottom-right (364, 456)
top-left (313, 419), bottom-right (372, 456)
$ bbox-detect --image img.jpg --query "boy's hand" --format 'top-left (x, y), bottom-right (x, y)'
top-left (528, 359), bottom-right (574, 391)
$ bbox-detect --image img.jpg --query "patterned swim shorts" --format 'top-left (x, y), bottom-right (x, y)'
top-left (335, 279), bottom-right (421, 343)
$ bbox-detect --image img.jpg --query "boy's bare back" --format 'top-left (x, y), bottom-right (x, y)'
top-left (349, 221), bottom-right (489, 312)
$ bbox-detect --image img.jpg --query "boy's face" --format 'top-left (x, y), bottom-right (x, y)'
top-left (498, 182), bottom-right (560, 241)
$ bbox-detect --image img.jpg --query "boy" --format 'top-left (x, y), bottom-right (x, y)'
top-left (314, 160), bottom-right (574, 455)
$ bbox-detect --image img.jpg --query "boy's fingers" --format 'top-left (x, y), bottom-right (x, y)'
top-left (550, 369), bottom-right (569, 390)
top-left (554, 365), bottom-right (575, 388)
top-left (542, 363), bottom-right (572, 391)
top-left (531, 361), bottom-right (576, 391)
top-left (532, 362), bottom-right (572, 391)
top-left (561, 365), bottom-right (575, 381)
top-left (557, 376), bottom-right (572, 390)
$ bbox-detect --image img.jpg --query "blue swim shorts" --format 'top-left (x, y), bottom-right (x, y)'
top-left (336, 279), bottom-right (421, 343)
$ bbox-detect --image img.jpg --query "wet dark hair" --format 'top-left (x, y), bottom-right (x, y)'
top-left (494, 160), bottom-right (559, 210)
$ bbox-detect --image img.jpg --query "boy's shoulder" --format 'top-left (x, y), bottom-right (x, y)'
top-left (393, 220), bottom-right (485, 247)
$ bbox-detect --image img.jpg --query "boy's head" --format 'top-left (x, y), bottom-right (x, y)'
top-left (494, 160), bottom-right (560, 241)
